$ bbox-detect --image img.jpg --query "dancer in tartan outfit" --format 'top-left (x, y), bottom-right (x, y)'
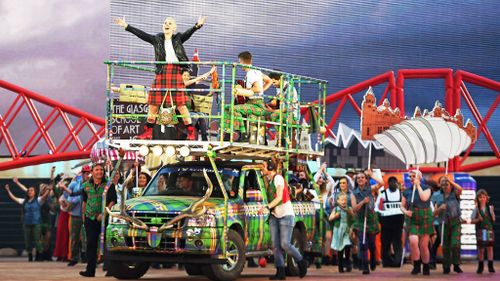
top-left (115, 16), bottom-right (207, 140)
top-left (352, 169), bottom-right (383, 274)
top-left (470, 189), bottom-right (496, 274)
top-left (223, 51), bottom-right (272, 141)
top-left (79, 164), bottom-right (117, 278)
top-left (436, 176), bottom-right (463, 274)
top-left (401, 170), bottom-right (433, 276)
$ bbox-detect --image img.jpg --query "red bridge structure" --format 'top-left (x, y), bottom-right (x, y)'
top-left (1, 68), bottom-right (499, 173)
top-left (0, 80), bottom-right (105, 171)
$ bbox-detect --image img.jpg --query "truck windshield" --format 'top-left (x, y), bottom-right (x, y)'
top-left (143, 166), bottom-right (240, 198)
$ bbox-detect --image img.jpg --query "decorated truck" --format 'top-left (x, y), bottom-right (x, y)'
top-left (102, 60), bottom-right (328, 280)
top-left (106, 160), bottom-right (322, 280)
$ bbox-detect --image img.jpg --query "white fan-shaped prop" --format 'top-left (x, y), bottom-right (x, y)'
top-left (374, 117), bottom-right (472, 165)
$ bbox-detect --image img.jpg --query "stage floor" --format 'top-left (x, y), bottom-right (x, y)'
top-left (0, 258), bottom-right (494, 280)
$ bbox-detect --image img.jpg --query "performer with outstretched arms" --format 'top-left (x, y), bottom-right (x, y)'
top-left (114, 16), bottom-right (206, 140)
top-left (4, 183), bottom-right (52, 262)
top-left (400, 170), bottom-right (433, 275)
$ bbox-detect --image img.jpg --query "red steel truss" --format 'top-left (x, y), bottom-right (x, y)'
top-left (1, 68), bottom-right (499, 172)
top-left (0, 80), bottom-right (105, 171)
top-left (311, 69), bottom-right (500, 173)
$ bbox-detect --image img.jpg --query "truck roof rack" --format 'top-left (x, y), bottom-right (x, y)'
top-left (105, 61), bottom-right (327, 160)
top-left (109, 139), bottom-right (323, 160)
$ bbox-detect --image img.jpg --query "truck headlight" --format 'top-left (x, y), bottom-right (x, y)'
top-left (109, 213), bottom-right (127, 225)
top-left (186, 214), bottom-right (216, 227)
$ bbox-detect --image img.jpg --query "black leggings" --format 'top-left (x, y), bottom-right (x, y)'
top-left (338, 246), bottom-right (352, 266)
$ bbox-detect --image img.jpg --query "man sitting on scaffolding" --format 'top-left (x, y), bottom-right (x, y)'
top-left (266, 72), bottom-right (300, 130)
top-left (223, 51), bottom-right (272, 142)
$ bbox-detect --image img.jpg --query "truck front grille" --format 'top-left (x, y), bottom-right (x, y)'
top-left (127, 211), bottom-right (185, 228)
top-left (125, 236), bottom-right (186, 251)
top-left (124, 211), bottom-right (186, 251)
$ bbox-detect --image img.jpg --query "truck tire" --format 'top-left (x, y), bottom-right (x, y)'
top-left (185, 263), bottom-right (203, 275)
top-left (285, 228), bottom-right (306, 276)
top-left (202, 229), bottom-right (245, 281)
top-left (108, 260), bottom-right (150, 280)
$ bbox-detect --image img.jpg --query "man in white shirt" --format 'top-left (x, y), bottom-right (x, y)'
top-left (223, 51), bottom-right (272, 142)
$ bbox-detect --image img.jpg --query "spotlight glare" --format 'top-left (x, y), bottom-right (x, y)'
top-left (152, 145), bottom-right (163, 156)
top-left (179, 146), bottom-right (190, 157)
top-left (138, 145), bottom-right (149, 156)
top-left (165, 146), bottom-right (176, 157)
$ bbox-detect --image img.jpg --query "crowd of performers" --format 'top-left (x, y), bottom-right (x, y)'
top-left (3, 160), bottom-right (496, 278)
top-left (2, 15), bottom-right (497, 280)
top-left (113, 16), bottom-right (299, 142)
top-left (3, 162), bottom-right (152, 277)
top-left (279, 164), bottom-right (497, 277)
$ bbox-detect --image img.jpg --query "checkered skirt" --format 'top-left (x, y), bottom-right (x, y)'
top-left (476, 229), bottom-right (495, 247)
top-left (356, 208), bottom-right (379, 234)
top-left (149, 64), bottom-right (187, 106)
top-left (408, 207), bottom-right (434, 235)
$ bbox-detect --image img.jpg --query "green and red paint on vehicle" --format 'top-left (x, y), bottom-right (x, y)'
top-left (105, 160), bottom-right (323, 280)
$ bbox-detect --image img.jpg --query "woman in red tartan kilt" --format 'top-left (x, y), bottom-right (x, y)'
top-left (115, 16), bottom-right (207, 140)
top-left (401, 170), bottom-right (433, 275)
top-left (149, 64), bottom-right (189, 106)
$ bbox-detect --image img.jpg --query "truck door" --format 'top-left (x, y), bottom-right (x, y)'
top-left (243, 169), bottom-right (271, 251)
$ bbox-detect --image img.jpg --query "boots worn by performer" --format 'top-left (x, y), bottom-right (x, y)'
top-left (453, 264), bottom-right (463, 273)
top-left (411, 260), bottom-right (421, 275)
top-left (422, 263), bottom-right (430, 275)
top-left (477, 261), bottom-right (484, 274)
top-left (269, 267), bottom-right (286, 280)
top-left (488, 261), bottom-right (495, 273)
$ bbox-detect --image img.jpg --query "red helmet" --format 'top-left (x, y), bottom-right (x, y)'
top-left (81, 165), bottom-right (91, 173)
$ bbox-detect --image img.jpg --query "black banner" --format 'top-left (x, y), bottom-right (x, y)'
top-left (110, 101), bottom-right (148, 139)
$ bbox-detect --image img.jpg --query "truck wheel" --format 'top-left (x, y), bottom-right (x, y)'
top-left (185, 263), bottom-right (203, 275)
top-left (285, 228), bottom-right (306, 276)
top-left (203, 229), bottom-right (245, 281)
top-left (108, 261), bottom-right (150, 280)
